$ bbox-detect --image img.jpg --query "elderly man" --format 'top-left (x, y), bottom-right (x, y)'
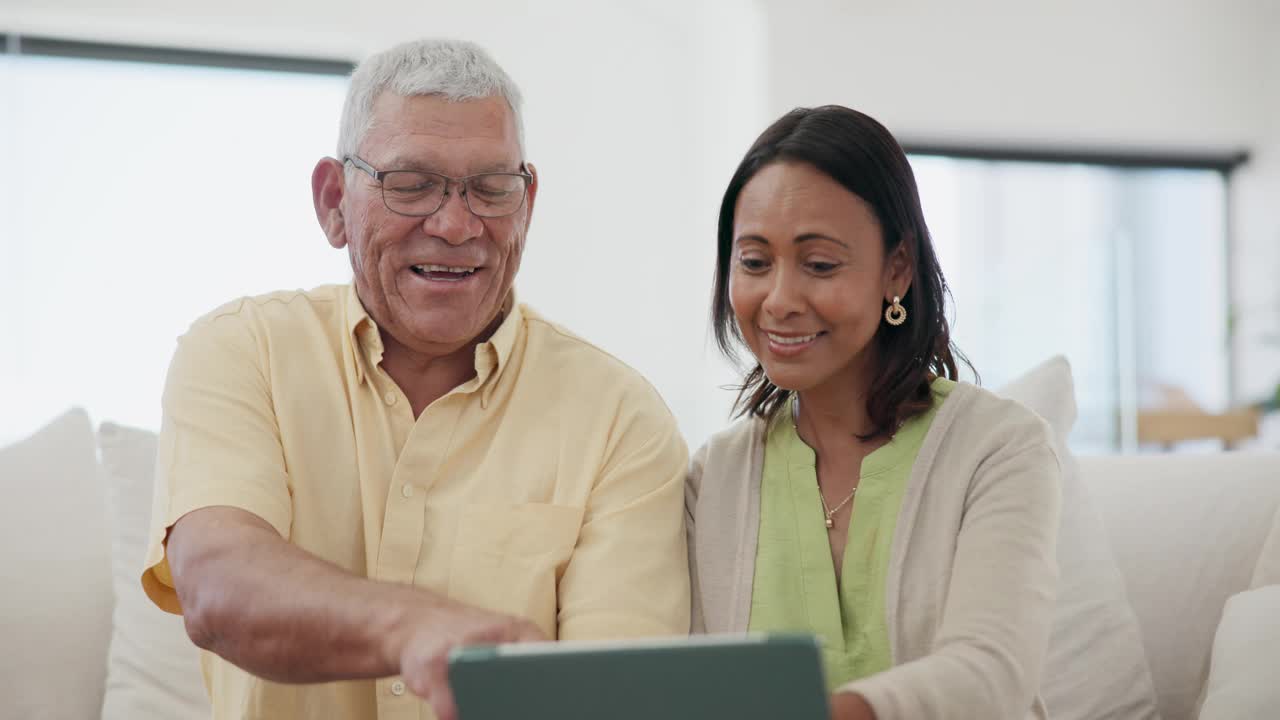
top-left (142, 38), bottom-right (689, 720)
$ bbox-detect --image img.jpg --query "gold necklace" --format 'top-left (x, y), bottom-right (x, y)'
top-left (792, 397), bottom-right (859, 530)
top-left (818, 487), bottom-right (858, 529)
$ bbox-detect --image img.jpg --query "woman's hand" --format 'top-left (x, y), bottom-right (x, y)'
top-left (829, 691), bottom-right (877, 720)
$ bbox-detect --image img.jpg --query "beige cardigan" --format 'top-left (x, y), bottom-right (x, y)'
top-left (686, 382), bottom-right (1062, 720)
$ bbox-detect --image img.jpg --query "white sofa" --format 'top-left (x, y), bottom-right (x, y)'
top-left (2, 366), bottom-right (1277, 720)
top-left (1077, 452), bottom-right (1279, 720)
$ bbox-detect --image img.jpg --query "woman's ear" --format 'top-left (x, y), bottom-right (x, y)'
top-left (312, 157), bottom-right (348, 249)
top-left (885, 237), bottom-right (914, 300)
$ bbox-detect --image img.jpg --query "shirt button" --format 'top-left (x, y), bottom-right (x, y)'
top-left (390, 679), bottom-right (406, 696)
top-left (401, 484), bottom-right (416, 499)
top-left (383, 391), bottom-right (397, 406)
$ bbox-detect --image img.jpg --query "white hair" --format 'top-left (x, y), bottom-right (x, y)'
top-left (337, 38), bottom-right (525, 160)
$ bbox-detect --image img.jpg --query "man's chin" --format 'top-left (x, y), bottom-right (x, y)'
top-left (396, 313), bottom-right (499, 348)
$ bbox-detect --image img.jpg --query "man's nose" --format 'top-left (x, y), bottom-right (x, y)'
top-left (423, 184), bottom-right (483, 245)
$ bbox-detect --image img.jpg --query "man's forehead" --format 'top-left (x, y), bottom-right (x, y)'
top-left (368, 93), bottom-right (516, 143)
top-left (362, 92), bottom-right (522, 171)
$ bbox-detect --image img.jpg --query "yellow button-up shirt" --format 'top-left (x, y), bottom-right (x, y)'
top-left (142, 283), bottom-right (690, 720)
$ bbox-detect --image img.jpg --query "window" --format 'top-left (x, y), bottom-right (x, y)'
top-left (0, 47), bottom-right (351, 442)
top-left (909, 153), bottom-right (1230, 453)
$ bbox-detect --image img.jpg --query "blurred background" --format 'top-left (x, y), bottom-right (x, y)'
top-left (1, 0), bottom-right (1277, 453)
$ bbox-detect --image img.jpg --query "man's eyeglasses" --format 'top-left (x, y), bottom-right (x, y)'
top-left (344, 155), bottom-right (532, 218)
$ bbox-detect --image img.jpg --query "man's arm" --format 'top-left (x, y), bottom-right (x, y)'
top-left (167, 505), bottom-right (543, 720)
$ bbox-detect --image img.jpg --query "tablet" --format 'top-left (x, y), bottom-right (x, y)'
top-left (449, 633), bottom-right (829, 720)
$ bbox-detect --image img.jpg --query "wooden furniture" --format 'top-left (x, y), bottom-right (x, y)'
top-left (1137, 408), bottom-right (1262, 450)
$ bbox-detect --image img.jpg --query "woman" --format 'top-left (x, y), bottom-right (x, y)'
top-left (687, 106), bottom-right (1062, 720)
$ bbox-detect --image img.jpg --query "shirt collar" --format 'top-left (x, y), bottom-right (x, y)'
top-left (346, 283), bottom-right (381, 387)
top-left (345, 283), bottom-right (521, 408)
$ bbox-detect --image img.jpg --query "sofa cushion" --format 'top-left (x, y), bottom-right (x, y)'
top-left (1197, 584), bottom-right (1280, 720)
top-left (997, 356), bottom-right (1160, 720)
top-left (98, 421), bottom-right (209, 720)
top-left (1081, 451), bottom-right (1280, 720)
top-left (0, 409), bottom-right (113, 720)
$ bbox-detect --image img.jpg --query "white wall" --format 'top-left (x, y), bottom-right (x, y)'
top-left (1232, 18), bottom-right (1280, 404)
top-left (0, 0), bottom-right (768, 448)
top-left (760, 0), bottom-right (1280, 406)
top-left (761, 0), bottom-right (1268, 148)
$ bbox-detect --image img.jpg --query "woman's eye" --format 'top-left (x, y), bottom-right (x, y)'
top-left (739, 257), bottom-right (769, 272)
top-left (808, 262), bottom-right (839, 273)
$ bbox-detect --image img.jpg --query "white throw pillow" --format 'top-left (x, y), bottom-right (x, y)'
top-left (1252, 507), bottom-right (1280, 588)
top-left (0, 409), bottom-right (113, 720)
top-left (98, 421), bottom-right (210, 720)
top-left (1197, 584), bottom-right (1280, 720)
top-left (997, 356), bottom-right (1160, 720)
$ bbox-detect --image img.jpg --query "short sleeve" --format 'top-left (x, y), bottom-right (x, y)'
top-left (141, 303), bottom-right (293, 614)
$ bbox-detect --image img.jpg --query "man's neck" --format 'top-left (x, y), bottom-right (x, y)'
top-left (379, 335), bottom-right (472, 417)
top-left (378, 310), bottom-right (504, 418)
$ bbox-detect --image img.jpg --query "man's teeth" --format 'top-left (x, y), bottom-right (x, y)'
top-left (767, 332), bottom-right (818, 345)
top-left (413, 264), bottom-right (476, 274)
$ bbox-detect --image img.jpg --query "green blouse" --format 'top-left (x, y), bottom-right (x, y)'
top-left (747, 379), bottom-right (954, 689)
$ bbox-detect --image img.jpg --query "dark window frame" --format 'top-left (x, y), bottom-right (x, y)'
top-left (3, 33), bottom-right (354, 76)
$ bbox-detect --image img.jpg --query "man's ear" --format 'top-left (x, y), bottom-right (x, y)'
top-left (886, 237), bottom-right (914, 300)
top-left (312, 157), bottom-right (348, 249)
top-left (521, 161), bottom-right (539, 231)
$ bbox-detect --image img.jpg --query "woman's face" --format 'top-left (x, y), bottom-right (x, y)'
top-left (729, 161), bottom-right (910, 394)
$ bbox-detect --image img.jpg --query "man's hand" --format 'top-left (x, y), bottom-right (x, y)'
top-left (391, 600), bottom-right (545, 720)
top-left (829, 691), bottom-right (877, 720)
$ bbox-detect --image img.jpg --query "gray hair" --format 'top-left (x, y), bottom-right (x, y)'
top-left (337, 38), bottom-right (525, 160)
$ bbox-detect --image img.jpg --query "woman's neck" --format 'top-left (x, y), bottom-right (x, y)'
top-left (794, 355), bottom-right (878, 450)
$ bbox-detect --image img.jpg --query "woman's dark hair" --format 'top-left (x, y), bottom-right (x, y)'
top-left (713, 105), bottom-right (971, 438)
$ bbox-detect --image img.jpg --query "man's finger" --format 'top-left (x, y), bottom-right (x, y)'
top-left (428, 691), bottom-right (459, 720)
top-left (420, 657), bottom-right (458, 720)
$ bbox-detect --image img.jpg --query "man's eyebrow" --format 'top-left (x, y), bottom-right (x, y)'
top-left (382, 156), bottom-right (520, 175)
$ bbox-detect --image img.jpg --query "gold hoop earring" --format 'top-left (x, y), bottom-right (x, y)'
top-left (884, 295), bottom-right (907, 326)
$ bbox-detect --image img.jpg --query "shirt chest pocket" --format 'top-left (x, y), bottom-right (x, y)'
top-left (447, 502), bottom-right (583, 635)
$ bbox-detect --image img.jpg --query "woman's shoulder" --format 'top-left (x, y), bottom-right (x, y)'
top-left (687, 414), bottom-right (769, 495)
top-left (691, 415), bottom-right (766, 469)
top-left (936, 381), bottom-right (1058, 457)
top-left (923, 381), bottom-right (1063, 513)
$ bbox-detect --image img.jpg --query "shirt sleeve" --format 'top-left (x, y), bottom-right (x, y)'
top-left (556, 383), bottom-right (692, 640)
top-left (141, 302), bottom-right (293, 614)
top-left (686, 443), bottom-right (707, 634)
top-left (839, 424), bottom-right (1063, 720)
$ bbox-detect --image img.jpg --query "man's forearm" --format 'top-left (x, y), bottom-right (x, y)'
top-left (169, 507), bottom-right (422, 683)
